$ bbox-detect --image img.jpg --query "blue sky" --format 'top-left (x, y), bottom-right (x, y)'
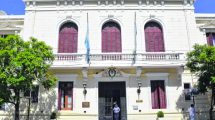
top-left (0, 0), bottom-right (215, 15)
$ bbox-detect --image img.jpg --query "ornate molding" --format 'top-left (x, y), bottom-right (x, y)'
top-left (136, 66), bottom-right (142, 80)
top-left (139, 0), bottom-right (142, 6)
top-left (105, 0), bottom-right (108, 5)
top-left (177, 66), bottom-right (184, 81)
top-left (93, 71), bottom-right (103, 78)
top-left (154, 1), bottom-right (157, 6)
top-left (72, 1), bottom-right (75, 6)
top-left (201, 20), bottom-right (215, 28)
top-left (80, 1), bottom-right (83, 6)
top-left (161, 1), bottom-right (164, 6)
top-left (0, 22), bottom-right (20, 30)
top-left (57, 1), bottom-right (60, 7)
top-left (146, 0), bottom-right (149, 6)
top-left (98, 0), bottom-right (101, 6)
top-left (82, 67), bottom-right (88, 81)
top-left (33, 1), bottom-right (36, 7)
top-left (121, 0), bottom-right (124, 5)
top-left (113, 0), bottom-right (116, 5)
top-left (120, 71), bottom-right (131, 78)
top-left (93, 68), bottom-right (131, 78)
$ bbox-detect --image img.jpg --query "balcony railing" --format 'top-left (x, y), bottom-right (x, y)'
top-left (52, 52), bottom-right (185, 66)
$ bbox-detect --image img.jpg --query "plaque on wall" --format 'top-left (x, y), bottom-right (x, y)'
top-left (136, 100), bottom-right (143, 103)
top-left (133, 105), bottom-right (138, 110)
top-left (82, 102), bottom-right (90, 108)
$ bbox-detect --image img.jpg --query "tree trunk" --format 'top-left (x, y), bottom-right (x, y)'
top-left (209, 83), bottom-right (214, 120)
top-left (15, 103), bottom-right (19, 120)
top-left (14, 90), bottom-right (20, 120)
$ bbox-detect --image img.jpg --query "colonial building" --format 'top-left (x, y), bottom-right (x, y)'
top-left (0, 0), bottom-right (215, 120)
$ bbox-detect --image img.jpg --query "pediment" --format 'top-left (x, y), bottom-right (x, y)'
top-left (201, 20), bottom-right (215, 28)
top-left (0, 22), bottom-right (20, 30)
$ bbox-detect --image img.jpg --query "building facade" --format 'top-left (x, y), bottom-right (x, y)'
top-left (0, 0), bottom-right (215, 120)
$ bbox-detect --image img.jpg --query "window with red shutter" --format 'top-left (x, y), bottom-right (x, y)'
top-left (144, 22), bottom-right (164, 52)
top-left (102, 22), bottom-right (122, 53)
top-left (206, 32), bottom-right (215, 46)
top-left (151, 81), bottom-right (166, 109)
top-left (58, 23), bottom-right (78, 53)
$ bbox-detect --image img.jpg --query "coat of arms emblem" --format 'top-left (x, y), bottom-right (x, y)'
top-left (108, 67), bottom-right (116, 78)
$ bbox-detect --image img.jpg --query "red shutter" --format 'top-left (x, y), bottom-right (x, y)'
top-left (58, 23), bottom-right (78, 53)
top-left (158, 81), bottom-right (166, 109)
top-left (145, 22), bottom-right (164, 52)
top-left (58, 87), bottom-right (61, 110)
top-left (102, 22), bottom-right (121, 53)
top-left (151, 81), bottom-right (159, 109)
top-left (207, 32), bottom-right (213, 46)
top-left (71, 87), bottom-right (73, 110)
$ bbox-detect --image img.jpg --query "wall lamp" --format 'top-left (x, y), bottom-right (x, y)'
top-left (83, 82), bottom-right (87, 95)
top-left (137, 82), bottom-right (142, 94)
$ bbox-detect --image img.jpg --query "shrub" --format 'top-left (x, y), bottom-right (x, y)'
top-left (157, 111), bottom-right (164, 118)
top-left (50, 112), bottom-right (57, 119)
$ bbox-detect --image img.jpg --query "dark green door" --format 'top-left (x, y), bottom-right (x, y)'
top-left (98, 82), bottom-right (127, 120)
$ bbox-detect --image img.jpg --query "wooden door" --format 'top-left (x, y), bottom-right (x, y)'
top-left (98, 82), bottom-right (126, 120)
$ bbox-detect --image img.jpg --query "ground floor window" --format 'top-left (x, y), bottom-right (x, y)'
top-left (31, 85), bottom-right (39, 103)
top-left (58, 82), bottom-right (73, 110)
top-left (151, 81), bottom-right (166, 109)
top-left (0, 103), bottom-right (5, 110)
top-left (184, 83), bottom-right (191, 101)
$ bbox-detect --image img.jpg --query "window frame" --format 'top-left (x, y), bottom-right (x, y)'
top-left (144, 22), bottom-right (165, 52)
top-left (58, 82), bottom-right (73, 110)
top-left (150, 80), bottom-right (166, 109)
top-left (58, 22), bottom-right (78, 53)
top-left (183, 83), bottom-right (191, 101)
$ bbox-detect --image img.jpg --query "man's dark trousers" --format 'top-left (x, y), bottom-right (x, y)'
top-left (114, 113), bottom-right (119, 120)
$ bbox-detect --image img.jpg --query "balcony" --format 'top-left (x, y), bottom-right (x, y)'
top-left (51, 52), bottom-right (186, 68)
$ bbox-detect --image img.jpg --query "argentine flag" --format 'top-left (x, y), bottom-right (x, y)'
top-left (132, 13), bottom-right (137, 66)
top-left (212, 35), bottom-right (215, 47)
top-left (85, 22), bottom-right (90, 63)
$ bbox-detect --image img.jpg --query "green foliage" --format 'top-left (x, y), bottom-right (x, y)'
top-left (157, 111), bottom-right (164, 118)
top-left (50, 112), bottom-right (57, 119)
top-left (186, 44), bottom-right (215, 94)
top-left (0, 35), bottom-right (58, 105)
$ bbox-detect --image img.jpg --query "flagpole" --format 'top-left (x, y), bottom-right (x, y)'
top-left (132, 12), bottom-right (137, 66)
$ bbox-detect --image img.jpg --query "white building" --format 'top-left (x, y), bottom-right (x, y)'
top-left (0, 0), bottom-right (215, 120)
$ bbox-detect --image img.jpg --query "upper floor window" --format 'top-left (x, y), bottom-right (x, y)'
top-left (58, 22), bottom-right (78, 53)
top-left (0, 34), bottom-right (9, 38)
top-left (102, 22), bottom-right (122, 53)
top-left (206, 33), bottom-right (215, 46)
top-left (144, 22), bottom-right (165, 52)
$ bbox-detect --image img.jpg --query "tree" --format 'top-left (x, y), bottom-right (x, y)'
top-left (0, 35), bottom-right (58, 120)
top-left (186, 44), bottom-right (215, 120)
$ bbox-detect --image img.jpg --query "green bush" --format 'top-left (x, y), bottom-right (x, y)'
top-left (50, 112), bottom-right (57, 119)
top-left (157, 111), bottom-right (164, 118)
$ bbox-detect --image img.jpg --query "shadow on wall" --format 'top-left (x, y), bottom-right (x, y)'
top-left (175, 90), bottom-right (213, 120)
top-left (5, 84), bottom-right (57, 120)
top-left (175, 91), bottom-right (192, 120)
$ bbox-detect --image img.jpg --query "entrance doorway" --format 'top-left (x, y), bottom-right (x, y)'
top-left (98, 82), bottom-right (127, 120)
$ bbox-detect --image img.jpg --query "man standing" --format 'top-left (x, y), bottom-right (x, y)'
top-left (190, 104), bottom-right (199, 120)
top-left (113, 104), bottom-right (120, 120)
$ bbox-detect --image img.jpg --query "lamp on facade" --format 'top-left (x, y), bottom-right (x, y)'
top-left (83, 82), bottom-right (87, 95)
top-left (137, 82), bottom-right (142, 94)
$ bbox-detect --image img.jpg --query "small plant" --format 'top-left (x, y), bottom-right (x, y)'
top-left (157, 111), bottom-right (164, 118)
top-left (50, 112), bottom-right (57, 119)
